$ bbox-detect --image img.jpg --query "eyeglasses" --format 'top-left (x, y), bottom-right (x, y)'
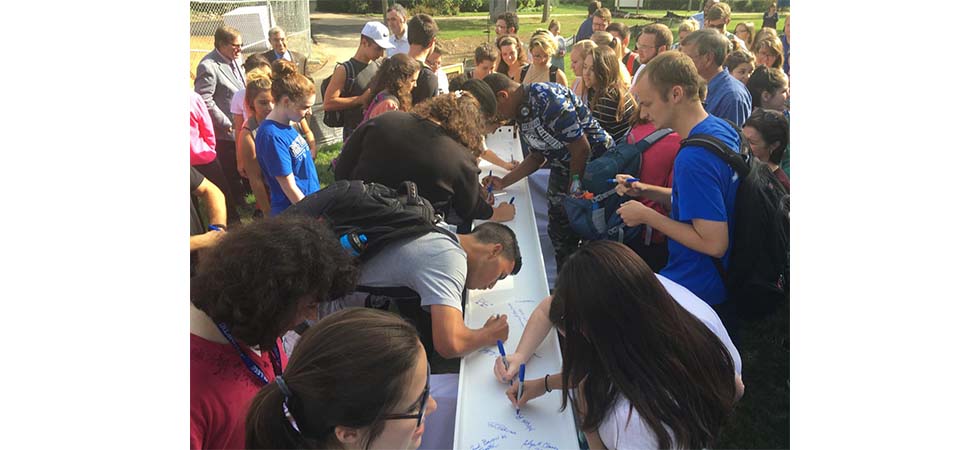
top-left (228, 42), bottom-right (243, 49)
top-left (383, 363), bottom-right (430, 428)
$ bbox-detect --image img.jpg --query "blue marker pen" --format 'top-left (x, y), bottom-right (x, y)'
top-left (607, 177), bottom-right (640, 184)
top-left (508, 196), bottom-right (515, 205)
top-left (487, 170), bottom-right (494, 194)
top-left (517, 363), bottom-right (526, 414)
top-left (497, 340), bottom-right (510, 372)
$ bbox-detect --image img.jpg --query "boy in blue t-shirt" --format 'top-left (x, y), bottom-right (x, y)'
top-left (614, 51), bottom-right (739, 331)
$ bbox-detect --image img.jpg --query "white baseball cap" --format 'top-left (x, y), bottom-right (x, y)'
top-left (361, 21), bottom-right (395, 49)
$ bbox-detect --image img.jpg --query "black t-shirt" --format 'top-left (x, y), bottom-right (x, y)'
top-left (411, 65), bottom-right (440, 106)
top-left (190, 166), bottom-right (205, 237)
top-left (334, 111), bottom-right (493, 221)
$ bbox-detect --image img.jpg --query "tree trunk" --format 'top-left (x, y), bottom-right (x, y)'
top-left (541, 0), bottom-right (550, 23)
top-left (382, 0), bottom-right (389, 15)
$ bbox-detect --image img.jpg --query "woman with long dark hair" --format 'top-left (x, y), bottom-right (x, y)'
top-left (361, 53), bottom-right (421, 123)
top-left (246, 308), bottom-right (437, 449)
top-left (583, 45), bottom-right (636, 143)
top-left (493, 241), bottom-right (743, 449)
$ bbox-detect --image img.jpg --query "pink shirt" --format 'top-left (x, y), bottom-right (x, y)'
top-left (191, 91), bottom-right (217, 166)
top-left (628, 122), bottom-right (682, 245)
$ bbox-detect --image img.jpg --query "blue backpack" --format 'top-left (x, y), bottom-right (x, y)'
top-left (564, 128), bottom-right (674, 242)
top-left (580, 128), bottom-right (674, 194)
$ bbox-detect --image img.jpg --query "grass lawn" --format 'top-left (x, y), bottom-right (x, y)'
top-left (436, 11), bottom-right (786, 84)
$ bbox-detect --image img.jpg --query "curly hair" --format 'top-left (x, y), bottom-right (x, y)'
top-left (411, 92), bottom-right (489, 159)
top-left (368, 53), bottom-right (420, 113)
top-left (190, 215), bottom-right (359, 350)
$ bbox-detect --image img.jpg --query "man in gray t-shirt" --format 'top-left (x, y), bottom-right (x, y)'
top-left (324, 222), bottom-right (522, 364)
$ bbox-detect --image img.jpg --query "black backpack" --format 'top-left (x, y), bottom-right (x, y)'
top-left (679, 133), bottom-right (790, 320)
top-left (282, 180), bottom-right (461, 370)
top-left (280, 180), bottom-right (451, 264)
top-left (321, 60), bottom-right (379, 128)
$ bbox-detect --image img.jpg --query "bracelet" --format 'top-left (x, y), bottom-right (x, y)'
top-left (209, 223), bottom-right (227, 231)
top-left (544, 374), bottom-right (552, 393)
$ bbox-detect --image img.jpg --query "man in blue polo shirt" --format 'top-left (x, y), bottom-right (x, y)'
top-left (615, 51), bottom-right (740, 333)
top-left (680, 29), bottom-right (751, 127)
top-left (482, 73), bottom-right (614, 270)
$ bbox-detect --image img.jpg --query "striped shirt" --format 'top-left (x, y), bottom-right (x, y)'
top-left (588, 88), bottom-right (636, 144)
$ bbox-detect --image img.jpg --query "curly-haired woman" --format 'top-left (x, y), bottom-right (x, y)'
top-left (335, 80), bottom-right (515, 223)
top-left (361, 53), bottom-right (421, 124)
top-left (190, 215), bottom-right (359, 450)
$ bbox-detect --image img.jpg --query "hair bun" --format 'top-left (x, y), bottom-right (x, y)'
top-left (272, 59), bottom-right (298, 78)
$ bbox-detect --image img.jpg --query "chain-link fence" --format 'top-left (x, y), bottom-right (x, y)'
top-left (190, 0), bottom-right (311, 74)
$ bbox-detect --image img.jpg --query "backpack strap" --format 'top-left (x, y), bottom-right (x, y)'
top-left (549, 65), bottom-right (558, 83)
top-left (341, 60), bottom-right (356, 96)
top-left (520, 64), bottom-right (530, 83)
top-left (638, 127), bottom-right (674, 147)
top-left (680, 134), bottom-right (750, 178)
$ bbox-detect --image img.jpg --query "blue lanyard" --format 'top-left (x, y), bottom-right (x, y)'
top-left (215, 322), bottom-right (282, 385)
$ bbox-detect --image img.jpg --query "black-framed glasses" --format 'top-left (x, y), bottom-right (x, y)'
top-left (383, 363), bottom-right (430, 428)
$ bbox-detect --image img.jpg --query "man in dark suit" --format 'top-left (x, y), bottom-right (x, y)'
top-left (261, 26), bottom-right (308, 76)
top-left (195, 25), bottom-right (246, 224)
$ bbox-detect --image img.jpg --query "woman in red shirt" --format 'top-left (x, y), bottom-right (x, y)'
top-left (190, 216), bottom-right (358, 449)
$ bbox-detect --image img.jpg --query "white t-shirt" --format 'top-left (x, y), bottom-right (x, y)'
top-left (596, 273), bottom-right (741, 450)
top-left (434, 68), bottom-right (450, 95)
top-left (230, 89), bottom-right (248, 122)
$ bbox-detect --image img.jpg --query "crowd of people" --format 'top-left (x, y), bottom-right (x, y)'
top-left (189, 1), bottom-right (790, 448)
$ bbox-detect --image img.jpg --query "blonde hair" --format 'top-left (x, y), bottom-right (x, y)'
top-left (529, 31), bottom-right (558, 57)
top-left (590, 31), bottom-right (622, 60)
top-left (572, 39), bottom-right (598, 56)
top-left (245, 73), bottom-right (273, 114)
top-left (678, 19), bottom-right (698, 34)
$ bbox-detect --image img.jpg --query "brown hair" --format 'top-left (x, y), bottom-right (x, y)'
top-left (548, 241), bottom-right (736, 448)
top-left (408, 13), bottom-right (439, 47)
top-left (495, 35), bottom-right (528, 74)
top-left (734, 21), bottom-right (756, 49)
top-left (369, 53), bottom-right (420, 113)
top-left (245, 72), bottom-right (273, 114)
top-left (746, 65), bottom-right (788, 109)
top-left (244, 53), bottom-right (271, 73)
top-left (411, 92), bottom-right (491, 159)
top-left (496, 11), bottom-right (520, 33)
top-left (474, 42), bottom-right (499, 64)
top-left (588, 46), bottom-right (630, 121)
top-left (642, 23), bottom-right (674, 50)
top-left (213, 25), bottom-right (240, 47)
top-left (605, 22), bottom-right (627, 41)
top-left (724, 49), bottom-right (755, 72)
top-left (270, 59), bottom-right (315, 102)
top-left (593, 7), bottom-right (612, 22)
top-left (643, 51), bottom-right (706, 103)
top-left (753, 37), bottom-right (784, 69)
top-left (590, 31), bottom-right (623, 61)
top-left (246, 308), bottom-right (422, 449)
